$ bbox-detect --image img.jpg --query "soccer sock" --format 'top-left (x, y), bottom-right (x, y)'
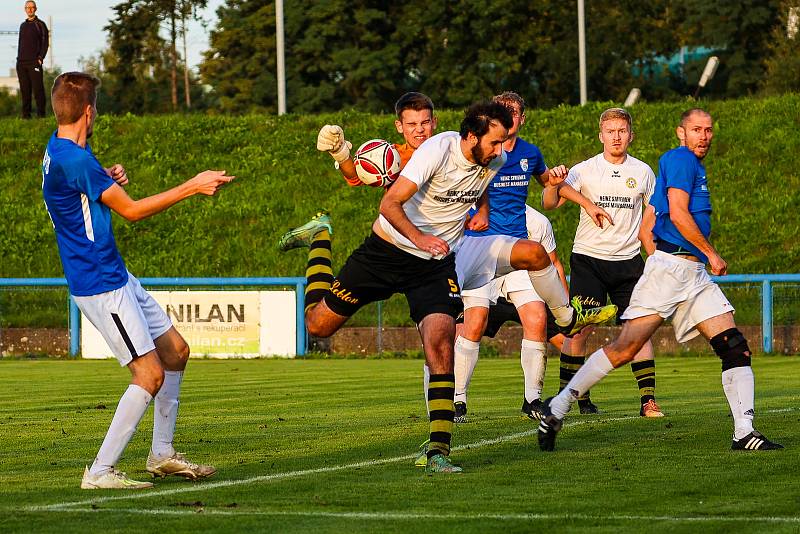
top-left (560, 353), bottom-right (590, 401)
top-left (551, 348), bottom-right (614, 419)
top-left (423, 363), bottom-right (430, 415)
top-left (304, 229), bottom-right (333, 313)
top-left (454, 336), bottom-right (480, 404)
top-left (630, 359), bottom-right (656, 404)
top-left (722, 366), bottom-right (756, 440)
top-left (528, 264), bottom-right (572, 326)
top-left (151, 370), bottom-right (183, 459)
top-left (427, 373), bottom-right (455, 459)
top-left (521, 339), bottom-right (547, 402)
top-left (89, 384), bottom-right (152, 476)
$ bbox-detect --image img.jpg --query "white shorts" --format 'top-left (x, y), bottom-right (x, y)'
top-left (455, 234), bottom-right (518, 292)
top-left (462, 270), bottom-right (542, 310)
top-left (73, 272), bottom-right (173, 366)
top-left (621, 251), bottom-right (734, 343)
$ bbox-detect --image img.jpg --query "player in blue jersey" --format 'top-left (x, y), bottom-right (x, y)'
top-left (42, 72), bottom-right (234, 489)
top-left (450, 92), bottom-right (614, 423)
top-left (537, 108), bottom-right (783, 452)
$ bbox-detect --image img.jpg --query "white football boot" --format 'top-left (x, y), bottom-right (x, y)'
top-left (80, 466), bottom-right (154, 489)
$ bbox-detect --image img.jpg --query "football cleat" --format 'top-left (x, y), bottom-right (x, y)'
top-left (425, 453), bottom-right (463, 474)
top-left (537, 397), bottom-right (563, 452)
top-left (578, 398), bottom-right (601, 415)
top-left (414, 440), bottom-right (430, 468)
top-left (731, 431), bottom-right (784, 451)
top-left (561, 297), bottom-right (617, 337)
top-left (146, 452), bottom-right (216, 480)
top-left (640, 399), bottom-right (665, 418)
top-left (454, 401), bottom-right (468, 423)
top-left (278, 210), bottom-right (333, 251)
top-left (521, 398), bottom-right (544, 421)
top-left (80, 466), bottom-right (153, 490)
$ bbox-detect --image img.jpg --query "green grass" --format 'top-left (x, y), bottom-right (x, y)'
top-left (0, 356), bottom-right (798, 533)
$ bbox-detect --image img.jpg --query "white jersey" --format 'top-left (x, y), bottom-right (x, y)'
top-left (524, 205), bottom-right (556, 254)
top-left (565, 153), bottom-right (655, 261)
top-left (378, 131), bottom-right (506, 258)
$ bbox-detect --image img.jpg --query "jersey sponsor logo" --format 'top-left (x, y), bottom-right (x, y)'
top-left (492, 174), bottom-right (530, 188)
top-left (520, 158), bottom-right (529, 171)
top-left (626, 177), bottom-right (637, 189)
top-left (330, 280), bottom-right (359, 304)
top-left (433, 189), bottom-right (481, 204)
top-left (597, 195), bottom-right (635, 209)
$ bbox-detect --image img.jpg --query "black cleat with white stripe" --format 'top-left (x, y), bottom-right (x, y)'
top-left (537, 397), bottom-right (563, 451)
top-left (731, 430), bottom-right (784, 451)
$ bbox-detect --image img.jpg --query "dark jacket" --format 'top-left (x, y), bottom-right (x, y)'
top-left (17, 16), bottom-right (49, 63)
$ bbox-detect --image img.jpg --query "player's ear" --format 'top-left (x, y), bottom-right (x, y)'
top-left (394, 119), bottom-right (403, 134)
top-left (676, 126), bottom-right (686, 144)
top-left (598, 131), bottom-right (603, 144)
top-left (431, 115), bottom-right (438, 130)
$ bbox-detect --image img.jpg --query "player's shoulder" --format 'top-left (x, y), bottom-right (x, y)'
top-left (572, 153), bottom-right (600, 174)
top-left (624, 154), bottom-right (655, 174)
top-left (660, 146), bottom-right (696, 167)
top-left (514, 137), bottom-right (542, 156)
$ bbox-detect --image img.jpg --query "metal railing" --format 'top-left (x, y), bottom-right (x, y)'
top-left (1, 273), bottom-right (798, 355)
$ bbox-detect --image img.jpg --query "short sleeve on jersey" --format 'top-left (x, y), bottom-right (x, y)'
top-left (643, 165), bottom-right (656, 205)
top-left (662, 149), bottom-right (696, 195)
top-left (400, 135), bottom-right (450, 189)
top-left (69, 151), bottom-right (115, 201)
top-left (565, 166), bottom-right (581, 190)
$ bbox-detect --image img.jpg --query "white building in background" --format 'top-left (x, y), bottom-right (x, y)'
top-left (0, 68), bottom-right (19, 94)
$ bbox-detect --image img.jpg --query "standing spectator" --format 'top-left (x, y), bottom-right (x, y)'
top-left (17, 1), bottom-right (49, 118)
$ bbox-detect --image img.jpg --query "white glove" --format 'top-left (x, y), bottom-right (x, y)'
top-left (317, 124), bottom-right (352, 163)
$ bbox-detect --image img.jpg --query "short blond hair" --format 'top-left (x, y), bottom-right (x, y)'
top-left (51, 72), bottom-right (100, 125)
top-left (599, 107), bottom-right (632, 130)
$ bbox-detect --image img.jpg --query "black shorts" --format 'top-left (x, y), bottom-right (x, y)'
top-left (477, 297), bottom-right (560, 340)
top-left (569, 252), bottom-right (645, 324)
top-left (323, 232), bottom-right (462, 324)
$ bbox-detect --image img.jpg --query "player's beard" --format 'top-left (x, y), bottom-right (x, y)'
top-left (471, 144), bottom-right (495, 167)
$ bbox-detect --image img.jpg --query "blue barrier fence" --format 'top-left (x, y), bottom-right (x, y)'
top-left (1, 274), bottom-right (798, 355)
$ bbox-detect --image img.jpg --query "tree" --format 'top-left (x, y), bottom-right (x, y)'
top-left (761, 2), bottom-right (800, 95)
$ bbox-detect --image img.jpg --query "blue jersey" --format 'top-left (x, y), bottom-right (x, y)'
top-left (651, 146), bottom-right (712, 263)
top-left (42, 132), bottom-right (128, 296)
top-left (465, 138), bottom-right (546, 239)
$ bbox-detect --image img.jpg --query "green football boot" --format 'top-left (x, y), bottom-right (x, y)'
top-left (278, 210), bottom-right (333, 251)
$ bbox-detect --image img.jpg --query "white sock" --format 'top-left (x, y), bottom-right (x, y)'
top-left (454, 336), bottom-right (480, 404)
top-left (90, 384), bottom-right (152, 476)
top-left (722, 366), bottom-right (755, 440)
top-left (151, 370), bottom-right (183, 458)
top-left (551, 348), bottom-right (614, 418)
top-left (528, 264), bottom-right (572, 326)
top-left (521, 339), bottom-right (547, 402)
top-left (423, 364), bottom-right (430, 415)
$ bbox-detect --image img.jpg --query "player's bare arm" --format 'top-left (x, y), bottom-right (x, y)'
top-left (638, 204), bottom-right (656, 255)
top-left (546, 183), bottom-right (614, 228)
top-left (100, 170), bottom-right (234, 222)
top-left (667, 188), bottom-right (727, 275)
top-left (465, 190), bottom-right (489, 231)
top-left (379, 176), bottom-right (449, 256)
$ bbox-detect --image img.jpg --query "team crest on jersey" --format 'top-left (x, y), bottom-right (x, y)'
top-left (520, 158), bottom-right (529, 172)
top-left (626, 177), bottom-right (637, 189)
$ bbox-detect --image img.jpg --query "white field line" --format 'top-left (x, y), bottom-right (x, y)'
top-left (28, 407), bottom-right (794, 513)
top-left (26, 507), bottom-right (800, 524)
top-left (32, 415), bottom-right (635, 511)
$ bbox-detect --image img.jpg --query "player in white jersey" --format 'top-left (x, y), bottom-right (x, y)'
top-left (542, 107), bottom-right (664, 418)
top-left (452, 205), bottom-right (569, 423)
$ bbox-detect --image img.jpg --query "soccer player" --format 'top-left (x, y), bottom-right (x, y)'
top-left (280, 101), bottom-right (613, 473)
top-left (316, 91), bottom-right (436, 188)
top-left (42, 72), bottom-right (233, 489)
top-left (450, 91), bottom-right (590, 423)
top-left (537, 108), bottom-right (783, 452)
top-left (542, 107), bottom-right (664, 418)
top-left (454, 204), bottom-right (569, 423)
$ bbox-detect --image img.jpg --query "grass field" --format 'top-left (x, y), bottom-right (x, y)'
top-left (0, 356), bottom-right (798, 533)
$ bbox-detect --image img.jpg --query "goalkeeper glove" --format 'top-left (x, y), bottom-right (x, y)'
top-left (317, 124), bottom-right (352, 163)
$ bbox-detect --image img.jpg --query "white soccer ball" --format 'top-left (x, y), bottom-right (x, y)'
top-left (353, 139), bottom-right (401, 188)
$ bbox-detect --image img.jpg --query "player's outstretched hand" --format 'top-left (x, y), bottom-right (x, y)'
top-left (415, 234), bottom-right (450, 259)
top-left (317, 124), bottom-right (352, 163)
top-left (708, 252), bottom-right (728, 276)
top-left (585, 203), bottom-right (614, 228)
top-left (190, 170), bottom-right (235, 196)
top-left (106, 164), bottom-right (129, 187)
top-left (547, 164), bottom-right (569, 186)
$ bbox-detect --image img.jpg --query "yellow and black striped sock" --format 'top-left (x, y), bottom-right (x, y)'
top-left (560, 353), bottom-right (590, 401)
top-left (427, 373), bottom-right (455, 459)
top-left (631, 359), bottom-right (656, 404)
top-left (304, 230), bottom-right (333, 313)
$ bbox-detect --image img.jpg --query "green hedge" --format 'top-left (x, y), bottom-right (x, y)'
top-left (1, 95), bottom-right (798, 326)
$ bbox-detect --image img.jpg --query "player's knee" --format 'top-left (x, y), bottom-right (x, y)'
top-left (177, 340), bottom-right (190, 363)
top-left (512, 241), bottom-right (549, 271)
top-left (710, 328), bottom-right (751, 371)
top-left (306, 318), bottom-right (333, 338)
